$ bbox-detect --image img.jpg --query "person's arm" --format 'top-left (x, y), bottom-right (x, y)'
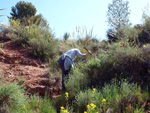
top-left (76, 49), bottom-right (91, 57)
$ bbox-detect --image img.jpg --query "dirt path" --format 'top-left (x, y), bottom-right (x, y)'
top-left (0, 39), bottom-right (61, 98)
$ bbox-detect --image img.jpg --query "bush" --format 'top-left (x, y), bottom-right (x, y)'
top-left (75, 79), bottom-right (145, 113)
top-left (28, 28), bottom-right (58, 61)
top-left (80, 42), bottom-right (150, 88)
top-left (10, 22), bottom-right (58, 61)
top-left (0, 83), bottom-right (27, 113)
top-left (65, 68), bottom-right (87, 98)
top-left (23, 94), bottom-right (56, 113)
top-left (119, 27), bottom-right (141, 46)
top-left (137, 14), bottom-right (150, 45)
top-left (39, 95), bottom-right (57, 113)
top-left (49, 57), bottom-right (61, 77)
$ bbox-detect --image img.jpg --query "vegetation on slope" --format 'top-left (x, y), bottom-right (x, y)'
top-left (0, 0), bottom-right (150, 113)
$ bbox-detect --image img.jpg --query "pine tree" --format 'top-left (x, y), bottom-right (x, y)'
top-left (10, 1), bottom-right (37, 21)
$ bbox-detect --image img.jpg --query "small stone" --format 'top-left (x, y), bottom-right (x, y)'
top-left (9, 72), bottom-right (14, 78)
top-left (40, 64), bottom-right (46, 68)
top-left (0, 49), bottom-right (5, 55)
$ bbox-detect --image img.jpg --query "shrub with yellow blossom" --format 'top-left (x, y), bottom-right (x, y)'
top-left (65, 92), bottom-right (69, 101)
top-left (84, 103), bottom-right (97, 113)
top-left (60, 106), bottom-right (69, 113)
top-left (102, 98), bottom-right (106, 103)
top-left (92, 88), bottom-right (96, 93)
top-left (119, 42), bottom-right (126, 47)
top-left (99, 98), bottom-right (107, 113)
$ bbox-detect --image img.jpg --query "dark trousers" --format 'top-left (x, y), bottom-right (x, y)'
top-left (58, 58), bottom-right (69, 90)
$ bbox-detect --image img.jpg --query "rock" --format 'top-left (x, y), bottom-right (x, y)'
top-left (0, 56), bottom-right (5, 61)
top-left (9, 72), bottom-right (14, 78)
top-left (40, 64), bottom-right (46, 68)
top-left (0, 49), bottom-right (5, 55)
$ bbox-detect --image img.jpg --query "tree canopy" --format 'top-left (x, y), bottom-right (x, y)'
top-left (107, 0), bottom-right (130, 32)
top-left (10, 1), bottom-right (37, 20)
top-left (10, 1), bottom-right (49, 28)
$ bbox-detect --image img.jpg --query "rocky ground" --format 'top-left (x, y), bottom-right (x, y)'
top-left (0, 37), bottom-right (61, 98)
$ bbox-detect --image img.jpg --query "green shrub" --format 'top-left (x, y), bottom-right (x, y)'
top-left (40, 95), bottom-right (57, 113)
top-left (80, 42), bottom-right (150, 87)
top-left (49, 56), bottom-right (61, 77)
top-left (75, 88), bottom-right (101, 113)
top-left (0, 83), bottom-right (27, 113)
top-left (28, 30), bottom-right (58, 61)
top-left (75, 79), bottom-right (143, 113)
top-left (137, 14), bottom-right (150, 45)
top-left (65, 68), bottom-right (87, 98)
top-left (10, 22), bottom-right (59, 61)
top-left (24, 94), bottom-right (56, 113)
top-left (25, 94), bottom-right (40, 112)
top-left (119, 27), bottom-right (141, 46)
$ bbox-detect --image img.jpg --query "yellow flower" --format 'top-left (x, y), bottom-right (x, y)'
top-left (143, 45), bottom-right (146, 48)
top-left (90, 103), bottom-right (96, 109)
top-left (92, 88), bottom-right (96, 93)
top-left (60, 107), bottom-right (69, 113)
top-left (61, 106), bottom-right (64, 110)
top-left (65, 92), bottom-right (69, 100)
top-left (63, 110), bottom-right (69, 113)
top-left (65, 92), bottom-right (69, 97)
top-left (84, 111), bottom-right (87, 113)
top-left (102, 98), bottom-right (106, 103)
top-left (23, 106), bottom-right (26, 110)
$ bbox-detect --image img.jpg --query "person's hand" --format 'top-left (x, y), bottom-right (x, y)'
top-left (88, 50), bottom-right (92, 55)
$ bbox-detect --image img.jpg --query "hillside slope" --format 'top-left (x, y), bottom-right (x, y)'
top-left (0, 37), bottom-right (61, 98)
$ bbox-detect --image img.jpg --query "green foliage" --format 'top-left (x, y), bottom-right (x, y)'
top-left (59, 26), bottom-right (99, 60)
top-left (65, 68), bottom-right (87, 97)
top-left (24, 14), bottom-right (49, 29)
top-left (49, 57), bottom-right (61, 77)
top-left (23, 94), bottom-right (56, 113)
top-left (39, 95), bottom-right (57, 113)
top-left (10, 1), bottom-right (37, 21)
top-left (75, 79), bottom-right (144, 113)
top-left (26, 94), bottom-right (40, 111)
top-left (1, 4), bottom-right (150, 112)
top-left (73, 41), bottom-right (150, 89)
top-left (75, 88), bottom-right (100, 112)
top-left (118, 27), bottom-right (141, 45)
top-left (63, 32), bottom-right (70, 41)
top-left (10, 23), bottom-right (58, 61)
top-left (9, 1), bottom-right (49, 29)
top-left (28, 26), bottom-right (58, 61)
top-left (137, 14), bottom-right (150, 44)
top-left (0, 83), bottom-right (27, 113)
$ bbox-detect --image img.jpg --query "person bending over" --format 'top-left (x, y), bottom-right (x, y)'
top-left (57, 48), bottom-right (91, 90)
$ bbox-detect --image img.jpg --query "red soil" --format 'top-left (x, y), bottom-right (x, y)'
top-left (0, 38), bottom-right (61, 98)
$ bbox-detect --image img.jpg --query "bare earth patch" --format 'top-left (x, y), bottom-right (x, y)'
top-left (0, 39), bottom-right (61, 98)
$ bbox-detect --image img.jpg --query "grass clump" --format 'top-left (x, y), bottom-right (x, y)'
top-left (0, 83), bottom-right (27, 113)
top-left (22, 94), bottom-right (57, 113)
top-left (0, 82), bottom-right (57, 113)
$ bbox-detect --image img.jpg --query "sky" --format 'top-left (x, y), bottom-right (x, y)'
top-left (0, 0), bottom-right (150, 40)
